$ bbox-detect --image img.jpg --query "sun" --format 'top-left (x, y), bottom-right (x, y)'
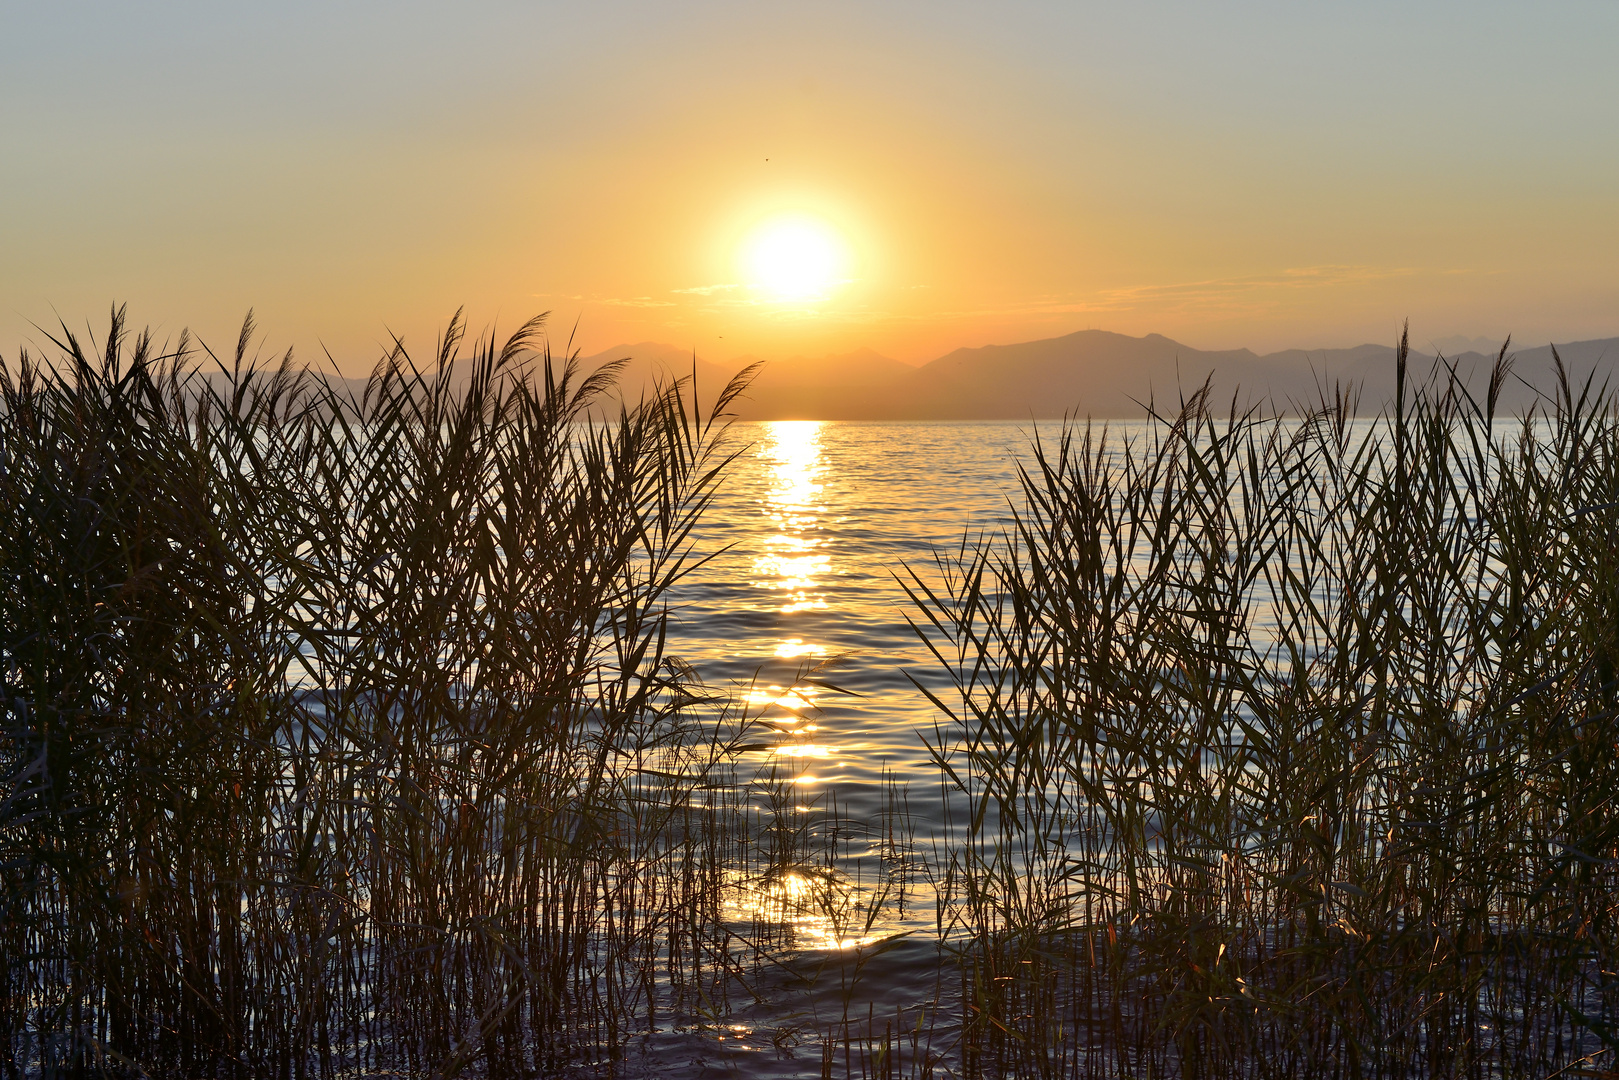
top-left (742, 216), bottom-right (848, 302)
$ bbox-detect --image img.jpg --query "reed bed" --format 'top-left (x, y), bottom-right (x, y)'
top-left (0, 308), bottom-right (792, 1077)
top-left (9, 309), bottom-right (1619, 1079)
top-left (903, 331), bottom-right (1619, 1076)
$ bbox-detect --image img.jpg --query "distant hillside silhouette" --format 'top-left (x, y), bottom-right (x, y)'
top-left (572, 329), bottom-right (1619, 420)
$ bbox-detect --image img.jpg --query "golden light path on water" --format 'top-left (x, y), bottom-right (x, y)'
top-left (675, 420), bottom-right (1036, 957)
top-left (754, 420), bottom-right (831, 616)
top-left (723, 421), bottom-right (891, 949)
top-left (745, 421), bottom-right (834, 763)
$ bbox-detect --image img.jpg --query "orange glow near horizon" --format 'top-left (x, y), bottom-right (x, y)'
top-left (5, 7), bottom-right (1618, 371)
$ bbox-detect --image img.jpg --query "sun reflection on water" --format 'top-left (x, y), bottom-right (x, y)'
top-left (723, 869), bottom-right (888, 951)
top-left (771, 743), bottom-right (833, 757)
top-left (754, 421), bottom-right (830, 613)
top-left (725, 421), bottom-right (910, 951)
top-left (744, 684), bottom-right (819, 712)
top-left (773, 638), bottom-right (825, 659)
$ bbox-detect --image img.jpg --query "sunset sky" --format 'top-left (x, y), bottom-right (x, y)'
top-left (5, 2), bottom-right (1618, 371)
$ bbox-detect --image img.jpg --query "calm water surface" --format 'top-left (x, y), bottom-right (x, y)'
top-left (653, 421), bottom-right (1042, 1071)
top-left (673, 420), bottom-right (1037, 794)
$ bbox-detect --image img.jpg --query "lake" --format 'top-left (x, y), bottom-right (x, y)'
top-left (674, 420), bottom-right (1039, 782)
top-left (648, 420), bottom-right (1062, 1073)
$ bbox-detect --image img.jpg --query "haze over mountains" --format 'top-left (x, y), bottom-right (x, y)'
top-left (574, 329), bottom-right (1619, 420)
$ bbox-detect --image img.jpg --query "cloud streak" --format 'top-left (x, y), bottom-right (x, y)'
top-left (561, 264), bottom-right (1455, 338)
top-left (1049, 265), bottom-right (1421, 317)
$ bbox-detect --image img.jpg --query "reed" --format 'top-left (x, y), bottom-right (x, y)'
top-left (903, 329), bottom-right (1619, 1076)
top-left (9, 307), bottom-right (1618, 1078)
top-left (0, 307), bottom-right (773, 1077)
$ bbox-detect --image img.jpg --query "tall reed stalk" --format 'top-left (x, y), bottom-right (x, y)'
top-left (906, 332), bottom-right (1619, 1077)
top-left (0, 308), bottom-right (762, 1077)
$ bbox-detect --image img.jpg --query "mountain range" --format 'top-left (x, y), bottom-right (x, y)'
top-left (570, 329), bottom-right (1619, 420)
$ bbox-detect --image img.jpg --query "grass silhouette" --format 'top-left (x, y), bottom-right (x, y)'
top-left (0, 307), bottom-right (789, 1076)
top-left (6, 313), bottom-right (1619, 1077)
top-left (902, 327), bottom-right (1619, 1076)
